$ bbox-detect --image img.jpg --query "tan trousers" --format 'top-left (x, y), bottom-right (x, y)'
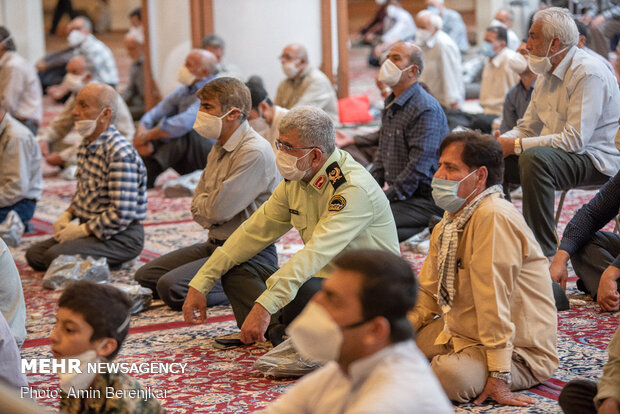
top-left (416, 317), bottom-right (540, 403)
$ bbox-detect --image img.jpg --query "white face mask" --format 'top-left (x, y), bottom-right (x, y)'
top-left (508, 53), bottom-right (528, 74)
top-left (74, 109), bottom-right (105, 138)
top-left (528, 41), bottom-right (567, 75)
top-left (67, 30), bottom-right (87, 47)
top-left (415, 29), bottom-right (433, 46)
top-left (275, 148), bottom-right (313, 181)
top-left (62, 73), bottom-right (87, 92)
top-left (177, 65), bottom-right (197, 86)
top-left (282, 61), bottom-right (301, 79)
top-left (193, 108), bottom-right (235, 140)
top-left (287, 302), bottom-right (343, 363)
top-left (58, 349), bottom-right (100, 394)
top-left (378, 58), bottom-right (412, 87)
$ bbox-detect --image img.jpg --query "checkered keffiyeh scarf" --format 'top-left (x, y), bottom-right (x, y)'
top-left (437, 185), bottom-right (503, 314)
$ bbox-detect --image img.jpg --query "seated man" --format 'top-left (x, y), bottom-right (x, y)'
top-left (48, 281), bottom-right (164, 412)
top-left (500, 42), bottom-right (536, 134)
top-left (274, 44), bottom-right (338, 123)
top-left (575, 20), bottom-right (615, 74)
top-left (416, 10), bottom-right (464, 110)
top-left (26, 83), bottom-right (147, 271)
top-left (410, 131), bottom-right (558, 405)
top-left (183, 106), bottom-right (399, 346)
top-left (474, 26), bottom-right (520, 133)
top-left (122, 33), bottom-right (147, 120)
top-left (426, 0), bottom-right (469, 53)
top-left (134, 49), bottom-right (218, 188)
top-left (498, 7), bottom-right (620, 258)
top-left (0, 107), bottom-right (42, 231)
top-left (201, 33), bottom-right (243, 79)
top-left (38, 56), bottom-right (134, 168)
top-left (550, 171), bottom-right (620, 311)
top-left (371, 42), bottom-right (448, 241)
top-left (135, 78), bottom-right (280, 310)
top-left (246, 80), bottom-right (288, 152)
top-left (0, 27), bottom-right (43, 134)
top-left (559, 322), bottom-right (620, 414)
top-left (0, 238), bottom-right (26, 347)
top-left (259, 249), bottom-right (452, 413)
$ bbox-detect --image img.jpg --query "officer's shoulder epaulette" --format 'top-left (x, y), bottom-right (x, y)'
top-left (326, 161), bottom-right (347, 190)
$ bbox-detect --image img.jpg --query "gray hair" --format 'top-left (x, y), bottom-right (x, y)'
top-left (202, 33), bottom-right (225, 50)
top-left (409, 47), bottom-right (424, 75)
top-left (96, 83), bottom-right (118, 123)
top-left (533, 7), bottom-right (579, 49)
top-left (417, 10), bottom-right (443, 30)
top-left (75, 16), bottom-right (93, 32)
top-left (197, 77), bottom-right (251, 121)
top-left (279, 106), bottom-right (335, 154)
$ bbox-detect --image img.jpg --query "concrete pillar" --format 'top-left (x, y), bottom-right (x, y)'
top-left (0, 0), bottom-right (45, 64)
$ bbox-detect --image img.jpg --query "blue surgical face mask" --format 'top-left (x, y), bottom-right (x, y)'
top-left (481, 41), bottom-right (496, 57)
top-left (431, 169), bottom-right (479, 213)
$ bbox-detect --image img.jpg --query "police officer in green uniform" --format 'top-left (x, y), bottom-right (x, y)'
top-left (183, 106), bottom-right (399, 345)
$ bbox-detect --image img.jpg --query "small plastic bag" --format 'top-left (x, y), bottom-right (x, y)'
top-left (0, 210), bottom-right (25, 247)
top-left (253, 338), bottom-right (321, 378)
top-left (162, 169), bottom-right (203, 198)
top-left (42, 255), bottom-right (110, 289)
top-left (110, 283), bottom-right (153, 314)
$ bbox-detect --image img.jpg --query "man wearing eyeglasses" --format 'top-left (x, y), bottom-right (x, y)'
top-left (274, 44), bottom-right (339, 123)
top-left (183, 106), bottom-right (399, 346)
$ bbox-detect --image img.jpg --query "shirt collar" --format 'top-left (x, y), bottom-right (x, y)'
top-left (84, 125), bottom-right (117, 150)
top-left (385, 81), bottom-right (420, 109)
top-left (307, 148), bottom-right (343, 193)
top-left (550, 46), bottom-right (577, 81)
top-left (221, 120), bottom-right (250, 152)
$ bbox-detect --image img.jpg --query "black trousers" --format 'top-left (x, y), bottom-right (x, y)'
top-left (559, 379), bottom-right (597, 414)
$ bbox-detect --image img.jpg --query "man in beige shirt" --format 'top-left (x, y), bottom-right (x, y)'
top-left (409, 130), bottom-right (558, 405)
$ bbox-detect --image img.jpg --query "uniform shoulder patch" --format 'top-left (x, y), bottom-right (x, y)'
top-left (328, 195), bottom-right (347, 211)
top-left (326, 162), bottom-right (347, 190)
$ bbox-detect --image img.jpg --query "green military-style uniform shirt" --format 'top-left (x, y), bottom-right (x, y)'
top-left (189, 148), bottom-right (399, 314)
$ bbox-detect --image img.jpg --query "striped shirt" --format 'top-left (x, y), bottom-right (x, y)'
top-left (75, 34), bottom-right (119, 85)
top-left (72, 127), bottom-right (147, 240)
top-left (372, 82), bottom-right (449, 201)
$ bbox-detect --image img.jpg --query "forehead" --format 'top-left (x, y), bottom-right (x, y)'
top-left (529, 20), bottom-right (544, 38)
top-left (200, 96), bottom-right (220, 108)
top-left (440, 142), bottom-right (467, 165)
top-left (75, 86), bottom-right (99, 106)
top-left (282, 45), bottom-right (300, 57)
top-left (278, 128), bottom-right (301, 145)
top-left (57, 307), bottom-right (90, 328)
top-left (485, 30), bottom-right (498, 41)
top-left (387, 44), bottom-right (410, 60)
top-left (67, 58), bottom-right (85, 72)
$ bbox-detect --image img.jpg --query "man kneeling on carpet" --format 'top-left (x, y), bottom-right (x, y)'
top-left (50, 281), bottom-right (164, 413)
top-left (183, 106), bottom-right (399, 346)
top-left (134, 77), bottom-right (280, 310)
top-left (409, 130), bottom-right (558, 405)
top-left (26, 83), bottom-right (147, 271)
top-left (258, 249), bottom-right (452, 413)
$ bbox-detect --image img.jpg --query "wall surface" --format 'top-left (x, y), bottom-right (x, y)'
top-left (0, 0), bottom-right (45, 64)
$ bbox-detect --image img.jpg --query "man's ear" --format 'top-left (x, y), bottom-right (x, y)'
top-left (95, 338), bottom-right (118, 358)
top-left (477, 166), bottom-right (489, 188)
top-left (362, 316), bottom-right (391, 346)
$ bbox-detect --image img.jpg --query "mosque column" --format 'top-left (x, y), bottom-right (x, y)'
top-left (0, 0), bottom-right (45, 65)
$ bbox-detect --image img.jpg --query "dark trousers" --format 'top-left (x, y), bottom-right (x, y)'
top-left (503, 147), bottom-right (609, 257)
top-left (390, 185), bottom-right (443, 242)
top-left (220, 251), bottom-right (323, 339)
top-left (341, 143), bottom-right (377, 167)
top-left (559, 379), bottom-right (597, 414)
top-left (572, 231), bottom-right (620, 299)
top-left (26, 221), bottom-right (144, 271)
top-left (50, 0), bottom-right (77, 35)
top-left (0, 199), bottom-right (36, 229)
top-left (142, 131), bottom-right (214, 188)
top-left (134, 239), bottom-right (234, 309)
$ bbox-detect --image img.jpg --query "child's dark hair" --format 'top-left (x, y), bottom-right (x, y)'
top-left (58, 281), bottom-right (132, 359)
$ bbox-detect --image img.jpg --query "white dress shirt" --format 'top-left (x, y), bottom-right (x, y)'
top-left (0, 52), bottom-right (43, 124)
top-left (504, 46), bottom-right (620, 176)
top-left (479, 47), bottom-right (521, 115)
top-left (419, 31), bottom-right (464, 108)
top-left (257, 340), bottom-right (453, 414)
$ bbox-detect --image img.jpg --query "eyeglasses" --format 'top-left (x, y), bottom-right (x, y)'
top-left (275, 139), bottom-right (318, 152)
top-left (278, 54), bottom-right (299, 61)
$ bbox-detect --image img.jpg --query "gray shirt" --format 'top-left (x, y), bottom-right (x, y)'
top-left (0, 114), bottom-right (42, 207)
top-left (191, 121), bottom-right (280, 241)
top-left (0, 238), bottom-right (26, 347)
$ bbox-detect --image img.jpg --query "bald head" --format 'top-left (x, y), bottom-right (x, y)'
top-left (282, 43), bottom-right (308, 63)
top-left (82, 83), bottom-right (117, 120)
top-left (186, 49), bottom-right (218, 79)
top-left (67, 56), bottom-right (87, 74)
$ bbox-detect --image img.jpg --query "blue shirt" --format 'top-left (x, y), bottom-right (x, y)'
top-left (559, 171), bottom-right (620, 268)
top-left (500, 79), bottom-right (535, 134)
top-left (72, 126), bottom-right (147, 240)
top-left (139, 77), bottom-right (211, 138)
top-left (372, 82), bottom-right (449, 201)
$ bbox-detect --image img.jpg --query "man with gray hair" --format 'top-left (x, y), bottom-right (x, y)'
top-left (275, 43), bottom-right (339, 123)
top-left (497, 7), bottom-right (620, 259)
top-left (201, 33), bottom-right (242, 79)
top-left (183, 106), bottom-right (399, 346)
top-left (26, 83), bottom-right (147, 271)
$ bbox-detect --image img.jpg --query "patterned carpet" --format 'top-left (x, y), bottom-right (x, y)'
top-left (9, 37), bottom-right (619, 413)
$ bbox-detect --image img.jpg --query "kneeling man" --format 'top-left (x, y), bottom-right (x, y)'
top-left (410, 131), bottom-right (558, 405)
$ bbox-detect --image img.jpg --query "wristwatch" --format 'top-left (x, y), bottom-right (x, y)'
top-left (514, 138), bottom-right (522, 155)
top-left (489, 371), bottom-right (512, 385)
